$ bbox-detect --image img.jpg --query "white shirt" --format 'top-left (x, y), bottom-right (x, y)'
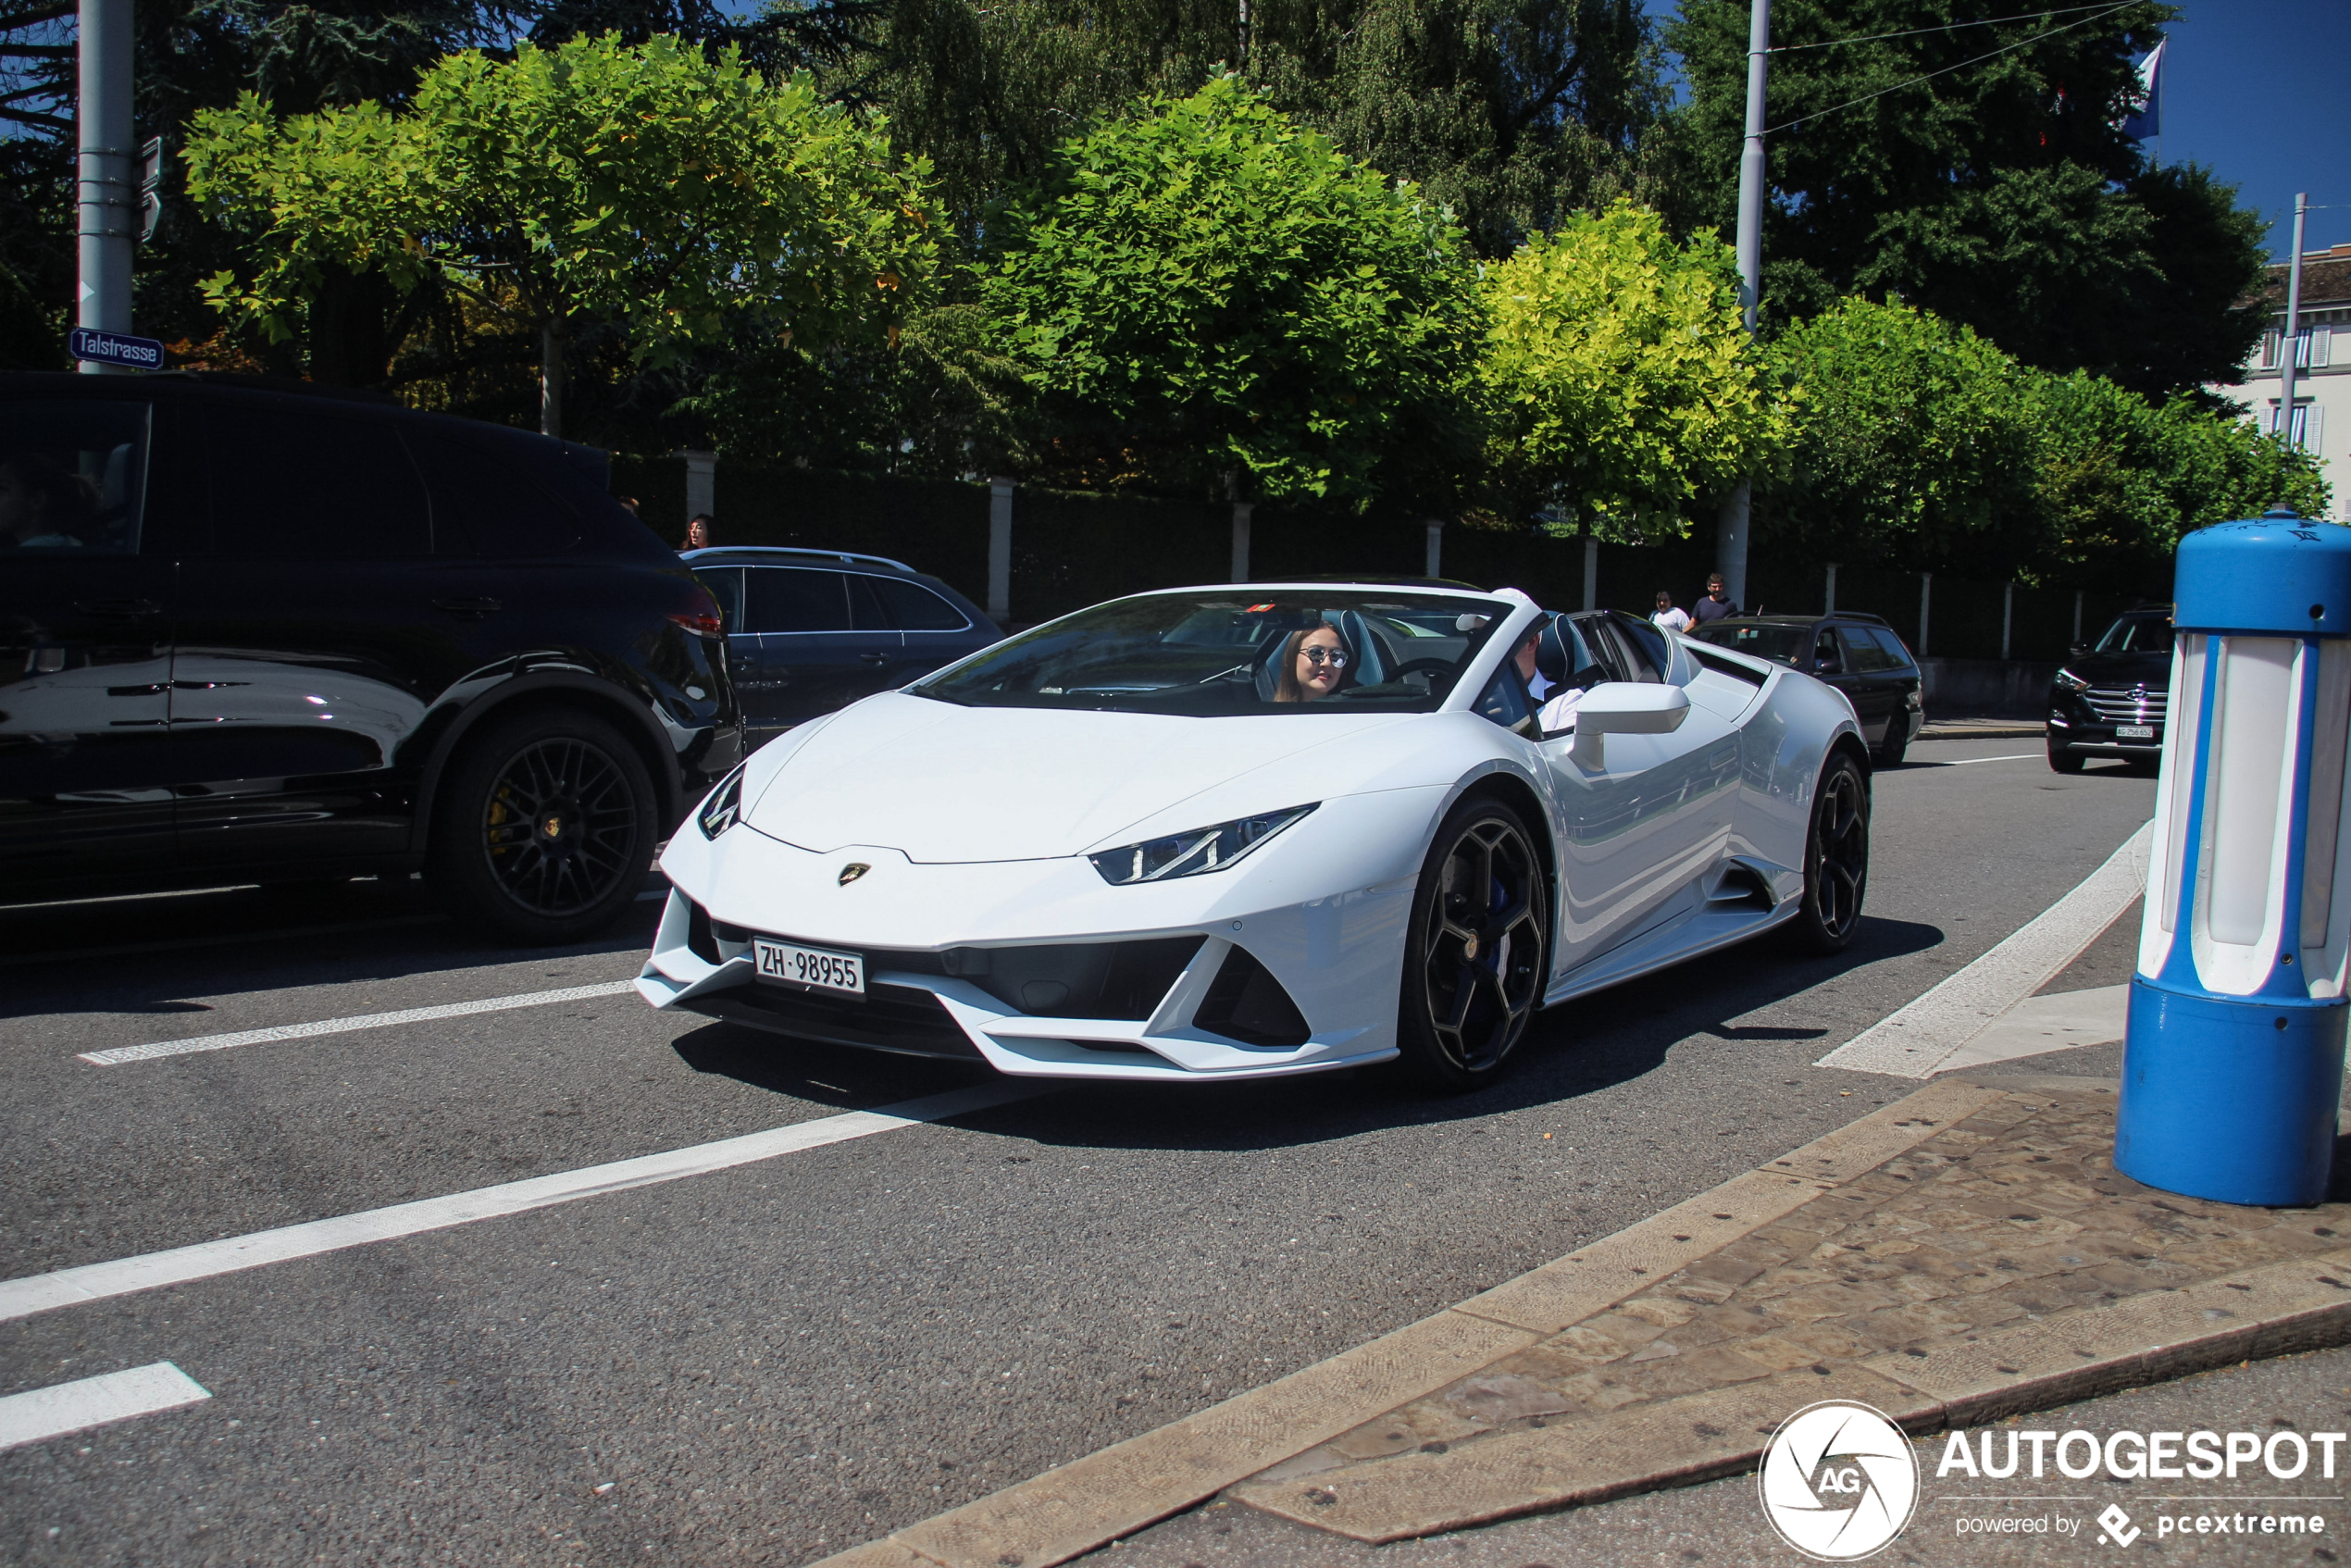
top-left (1537, 687), bottom-right (1586, 735)
top-left (1652, 607), bottom-right (1691, 634)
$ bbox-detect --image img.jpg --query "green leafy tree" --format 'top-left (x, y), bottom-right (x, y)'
top-left (1760, 294), bottom-right (2042, 570)
top-left (859, 0), bottom-right (1665, 258)
top-left (1664, 0), bottom-right (2265, 399)
top-left (980, 74), bottom-right (1486, 506)
top-left (186, 32), bottom-right (938, 435)
top-left (1481, 200), bottom-right (1783, 538)
top-left (2033, 371), bottom-right (2332, 584)
top-left (1263, 0), bottom-right (1669, 259)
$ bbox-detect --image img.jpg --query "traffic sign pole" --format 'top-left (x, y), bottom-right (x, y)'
top-left (76, 0), bottom-right (136, 375)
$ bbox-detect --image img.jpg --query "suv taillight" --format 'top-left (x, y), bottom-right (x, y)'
top-left (668, 586), bottom-right (724, 638)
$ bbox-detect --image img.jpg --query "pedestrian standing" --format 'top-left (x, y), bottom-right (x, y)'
top-left (1651, 591), bottom-right (1691, 634)
top-left (1690, 572), bottom-right (1739, 626)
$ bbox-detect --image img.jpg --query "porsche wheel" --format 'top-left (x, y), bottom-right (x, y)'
top-left (1397, 796), bottom-right (1549, 1091)
top-left (429, 707), bottom-right (655, 945)
top-left (1787, 753), bottom-right (1869, 954)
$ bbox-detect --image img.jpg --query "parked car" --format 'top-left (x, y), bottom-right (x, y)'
top-left (0, 371), bottom-right (740, 942)
top-left (2045, 604), bottom-right (2174, 775)
top-left (681, 546), bottom-right (1000, 748)
top-left (1685, 612), bottom-right (1922, 765)
top-left (640, 584), bottom-right (1869, 1090)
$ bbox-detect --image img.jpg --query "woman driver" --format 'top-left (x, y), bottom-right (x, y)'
top-left (1274, 624), bottom-right (1351, 702)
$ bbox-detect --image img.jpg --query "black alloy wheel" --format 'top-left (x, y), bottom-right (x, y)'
top-left (1396, 796), bottom-right (1549, 1090)
top-left (429, 708), bottom-right (656, 944)
top-left (1787, 753), bottom-right (1869, 954)
top-left (1875, 729), bottom-right (1909, 769)
top-left (2047, 737), bottom-right (2085, 775)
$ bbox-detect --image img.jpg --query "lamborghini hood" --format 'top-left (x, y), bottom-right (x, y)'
top-left (742, 692), bottom-right (1410, 863)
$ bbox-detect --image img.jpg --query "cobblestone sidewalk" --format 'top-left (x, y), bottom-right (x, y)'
top-left (1232, 1075), bottom-right (2351, 1543)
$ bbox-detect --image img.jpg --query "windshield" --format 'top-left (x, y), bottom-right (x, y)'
top-left (2095, 614), bottom-right (2173, 653)
top-left (911, 591), bottom-right (1513, 716)
top-left (1688, 621), bottom-right (1810, 666)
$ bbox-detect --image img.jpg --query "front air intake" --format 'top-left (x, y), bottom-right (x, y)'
top-left (1192, 946), bottom-right (1312, 1048)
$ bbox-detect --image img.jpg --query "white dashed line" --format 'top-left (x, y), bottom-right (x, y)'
top-left (78, 980), bottom-right (641, 1064)
top-left (0, 1083), bottom-right (1039, 1324)
top-left (0, 1363), bottom-right (212, 1451)
top-left (1940, 753), bottom-right (2045, 765)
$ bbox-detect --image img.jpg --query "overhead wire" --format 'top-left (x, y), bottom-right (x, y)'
top-left (1764, 1), bottom-right (2142, 136)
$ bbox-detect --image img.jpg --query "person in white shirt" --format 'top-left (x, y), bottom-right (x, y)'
top-left (1651, 591), bottom-right (1690, 634)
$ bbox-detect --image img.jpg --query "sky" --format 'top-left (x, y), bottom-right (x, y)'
top-left (1643, 1), bottom-right (2351, 258)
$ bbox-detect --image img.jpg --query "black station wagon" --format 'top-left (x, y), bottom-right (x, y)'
top-left (1687, 612), bottom-right (1924, 765)
top-left (683, 545), bottom-right (1000, 749)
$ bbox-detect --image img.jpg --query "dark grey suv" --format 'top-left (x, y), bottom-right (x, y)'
top-left (684, 546), bottom-right (1000, 747)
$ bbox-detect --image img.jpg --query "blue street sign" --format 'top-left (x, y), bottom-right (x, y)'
top-left (68, 327), bottom-right (166, 369)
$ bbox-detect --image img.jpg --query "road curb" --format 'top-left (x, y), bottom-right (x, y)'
top-left (1231, 1244), bottom-right (2351, 1543)
top-left (811, 1082), bottom-right (2000, 1568)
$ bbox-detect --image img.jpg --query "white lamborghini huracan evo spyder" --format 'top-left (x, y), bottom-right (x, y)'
top-left (638, 583), bottom-right (1869, 1090)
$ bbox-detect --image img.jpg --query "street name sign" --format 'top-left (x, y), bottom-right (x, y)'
top-left (68, 328), bottom-right (165, 369)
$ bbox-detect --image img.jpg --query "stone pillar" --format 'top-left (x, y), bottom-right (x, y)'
top-left (1582, 535), bottom-right (1598, 612)
top-left (2001, 580), bottom-right (2014, 660)
top-left (2073, 590), bottom-right (2084, 647)
top-left (678, 450), bottom-right (716, 523)
top-left (1918, 571), bottom-right (1933, 657)
top-left (1424, 519), bottom-right (1444, 580)
top-left (988, 478), bottom-right (1014, 625)
top-left (1823, 563), bottom-right (1838, 616)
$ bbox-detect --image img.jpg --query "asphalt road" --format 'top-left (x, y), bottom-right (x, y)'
top-left (0, 738), bottom-right (2159, 1566)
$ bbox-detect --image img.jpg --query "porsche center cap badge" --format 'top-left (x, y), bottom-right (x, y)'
top-left (838, 863), bottom-right (871, 886)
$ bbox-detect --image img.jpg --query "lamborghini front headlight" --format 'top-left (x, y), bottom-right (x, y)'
top-left (1088, 804), bottom-right (1317, 886)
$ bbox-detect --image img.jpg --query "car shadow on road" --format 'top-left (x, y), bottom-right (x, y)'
top-left (669, 914), bottom-right (1946, 1154)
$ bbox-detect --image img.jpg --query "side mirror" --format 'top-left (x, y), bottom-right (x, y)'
top-left (1569, 683), bottom-right (1690, 768)
top-left (2069, 641), bottom-right (2089, 655)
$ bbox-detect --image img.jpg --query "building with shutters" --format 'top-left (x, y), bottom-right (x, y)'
top-left (2213, 243), bottom-right (2350, 523)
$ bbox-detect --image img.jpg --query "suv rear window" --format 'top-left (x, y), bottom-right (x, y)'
top-left (406, 428), bottom-right (580, 557)
top-left (205, 404), bottom-right (429, 557)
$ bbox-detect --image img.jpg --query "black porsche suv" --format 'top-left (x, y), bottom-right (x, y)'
top-left (1, 372), bottom-right (740, 942)
top-left (2046, 605), bottom-right (2173, 774)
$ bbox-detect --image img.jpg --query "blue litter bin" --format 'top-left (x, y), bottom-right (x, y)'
top-left (2116, 510), bottom-right (2351, 1206)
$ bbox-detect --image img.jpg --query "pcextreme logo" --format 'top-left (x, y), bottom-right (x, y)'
top-left (1758, 1400), bottom-right (1922, 1561)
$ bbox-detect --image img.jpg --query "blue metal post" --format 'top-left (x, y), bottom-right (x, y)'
top-left (2117, 510), bottom-right (2351, 1205)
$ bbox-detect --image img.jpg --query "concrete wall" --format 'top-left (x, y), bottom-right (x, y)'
top-left (1921, 656), bottom-right (2057, 717)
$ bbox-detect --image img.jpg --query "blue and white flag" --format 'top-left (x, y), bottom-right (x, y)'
top-left (2121, 39), bottom-right (2164, 141)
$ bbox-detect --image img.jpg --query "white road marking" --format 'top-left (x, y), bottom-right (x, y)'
top-left (0, 1363), bottom-right (211, 1451)
top-left (0, 1083), bottom-right (1039, 1324)
top-left (79, 980), bottom-right (642, 1064)
top-left (1816, 818), bottom-right (2152, 1077)
top-left (1940, 753), bottom-right (2044, 765)
top-left (1934, 984), bottom-right (2129, 1074)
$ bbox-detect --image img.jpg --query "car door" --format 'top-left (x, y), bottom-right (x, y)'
top-left (1830, 625), bottom-right (1896, 743)
top-left (696, 565), bottom-right (781, 746)
top-left (0, 392), bottom-right (181, 889)
top-left (169, 395), bottom-right (453, 871)
top-left (743, 566), bottom-right (883, 727)
top-left (1536, 611), bottom-right (1739, 975)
